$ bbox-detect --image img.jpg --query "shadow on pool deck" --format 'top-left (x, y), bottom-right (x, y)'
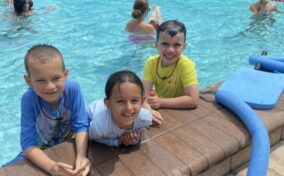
top-left (1, 83), bottom-right (284, 176)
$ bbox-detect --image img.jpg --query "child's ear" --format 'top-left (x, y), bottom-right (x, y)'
top-left (154, 40), bottom-right (158, 48)
top-left (104, 99), bottom-right (110, 109)
top-left (183, 42), bottom-right (187, 50)
top-left (24, 75), bottom-right (32, 88)
top-left (64, 69), bottom-right (68, 79)
top-left (141, 96), bottom-right (146, 104)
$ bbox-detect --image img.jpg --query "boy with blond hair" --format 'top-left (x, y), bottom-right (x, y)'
top-left (7, 44), bottom-right (90, 175)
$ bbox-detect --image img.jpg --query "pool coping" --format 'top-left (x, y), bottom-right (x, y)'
top-left (1, 82), bottom-right (284, 176)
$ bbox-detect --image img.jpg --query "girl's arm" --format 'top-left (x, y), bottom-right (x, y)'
top-left (94, 133), bottom-right (137, 146)
top-left (89, 119), bottom-right (121, 147)
top-left (94, 137), bottom-right (120, 147)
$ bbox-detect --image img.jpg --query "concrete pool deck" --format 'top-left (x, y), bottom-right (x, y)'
top-left (227, 140), bottom-right (284, 176)
top-left (1, 83), bottom-right (284, 176)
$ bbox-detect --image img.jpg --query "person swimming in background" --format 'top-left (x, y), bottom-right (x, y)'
top-left (13, 0), bottom-right (55, 17)
top-left (125, 0), bottom-right (163, 42)
top-left (13, 0), bottom-right (33, 16)
top-left (250, 0), bottom-right (283, 15)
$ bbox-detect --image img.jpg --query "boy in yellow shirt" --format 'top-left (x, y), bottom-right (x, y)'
top-left (143, 20), bottom-right (199, 121)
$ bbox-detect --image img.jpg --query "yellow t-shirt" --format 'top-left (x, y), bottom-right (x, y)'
top-left (143, 55), bottom-right (198, 98)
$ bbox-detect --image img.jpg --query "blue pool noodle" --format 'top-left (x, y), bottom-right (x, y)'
top-left (249, 55), bottom-right (284, 73)
top-left (215, 90), bottom-right (270, 176)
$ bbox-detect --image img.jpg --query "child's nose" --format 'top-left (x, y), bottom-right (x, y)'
top-left (167, 45), bottom-right (175, 52)
top-left (45, 81), bottom-right (55, 90)
top-left (125, 102), bottom-right (133, 111)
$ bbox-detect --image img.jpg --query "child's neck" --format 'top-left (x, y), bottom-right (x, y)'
top-left (48, 102), bottom-right (60, 112)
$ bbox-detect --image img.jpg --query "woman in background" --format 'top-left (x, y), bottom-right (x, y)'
top-left (125, 0), bottom-right (163, 42)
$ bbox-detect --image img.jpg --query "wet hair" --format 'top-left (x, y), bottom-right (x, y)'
top-left (156, 20), bottom-right (186, 42)
top-left (13, 0), bottom-right (33, 16)
top-left (105, 70), bottom-right (144, 100)
top-left (24, 44), bottom-right (65, 76)
top-left (131, 0), bottom-right (149, 19)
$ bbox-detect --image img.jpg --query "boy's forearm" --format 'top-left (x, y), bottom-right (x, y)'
top-left (160, 95), bottom-right (199, 109)
top-left (75, 131), bottom-right (88, 158)
top-left (24, 147), bottom-right (56, 174)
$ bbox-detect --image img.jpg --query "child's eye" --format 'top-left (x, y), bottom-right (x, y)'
top-left (131, 99), bottom-right (140, 104)
top-left (131, 100), bottom-right (138, 103)
top-left (174, 43), bottom-right (182, 47)
top-left (36, 80), bottom-right (45, 83)
top-left (52, 77), bottom-right (61, 81)
top-left (116, 100), bottom-right (125, 104)
top-left (161, 42), bottom-right (169, 46)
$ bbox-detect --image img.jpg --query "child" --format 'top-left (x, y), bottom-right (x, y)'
top-left (7, 44), bottom-right (90, 175)
top-left (88, 70), bottom-right (156, 147)
top-left (13, 0), bottom-right (33, 16)
top-left (13, 0), bottom-right (55, 17)
top-left (250, 0), bottom-right (282, 15)
top-left (143, 20), bottom-right (199, 112)
top-left (125, 0), bottom-right (163, 36)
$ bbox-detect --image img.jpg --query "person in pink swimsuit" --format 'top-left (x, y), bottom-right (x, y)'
top-left (125, 0), bottom-right (163, 42)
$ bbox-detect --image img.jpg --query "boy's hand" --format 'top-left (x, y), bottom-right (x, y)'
top-left (74, 156), bottom-right (90, 176)
top-left (147, 91), bottom-right (161, 109)
top-left (49, 162), bottom-right (77, 176)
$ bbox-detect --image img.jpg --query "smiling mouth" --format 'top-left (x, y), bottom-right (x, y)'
top-left (165, 54), bottom-right (176, 59)
top-left (122, 113), bottom-right (133, 118)
top-left (45, 91), bottom-right (58, 96)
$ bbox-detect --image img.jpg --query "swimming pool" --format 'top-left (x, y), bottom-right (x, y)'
top-left (0, 0), bottom-right (283, 165)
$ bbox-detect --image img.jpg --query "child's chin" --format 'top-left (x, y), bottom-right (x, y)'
top-left (45, 97), bottom-right (60, 105)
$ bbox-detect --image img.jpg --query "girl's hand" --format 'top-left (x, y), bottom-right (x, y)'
top-left (119, 131), bottom-right (138, 146)
top-left (150, 109), bottom-right (163, 126)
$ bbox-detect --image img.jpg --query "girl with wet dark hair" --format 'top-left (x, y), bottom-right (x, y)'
top-left (88, 70), bottom-right (162, 147)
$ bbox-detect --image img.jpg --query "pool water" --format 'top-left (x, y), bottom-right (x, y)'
top-left (0, 0), bottom-right (284, 165)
